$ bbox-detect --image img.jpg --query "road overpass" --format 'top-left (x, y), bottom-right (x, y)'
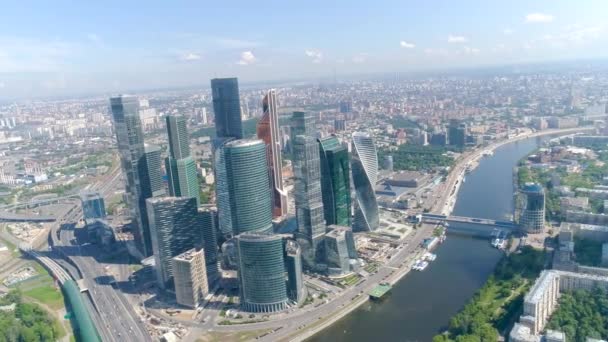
top-left (0, 211), bottom-right (56, 222)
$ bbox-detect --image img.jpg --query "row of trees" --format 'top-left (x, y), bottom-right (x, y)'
top-left (433, 247), bottom-right (545, 342)
top-left (380, 145), bottom-right (454, 171)
top-left (0, 290), bottom-right (63, 342)
top-left (547, 287), bottom-right (608, 341)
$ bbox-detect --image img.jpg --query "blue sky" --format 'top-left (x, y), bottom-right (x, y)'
top-left (1, 0), bottom-right (608, 99)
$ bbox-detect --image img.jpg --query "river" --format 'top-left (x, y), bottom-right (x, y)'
top-left (309, 136), bottom-right (548, 342)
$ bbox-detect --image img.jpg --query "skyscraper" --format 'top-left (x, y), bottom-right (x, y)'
top-left (165, 115), bottom-right (201, 205)
top-left (325, 225), bottom-right (358, 277)
top-left (292, 111), bottom-right (326, 269)
top-left (284, 239), bottom-right (305, 304)
top-left (318, 136), bottom-right (351, 227)
top-left (198, 206), bottom-right (220, 286)
top-left (80, 192), bottom-right (106, 223)
top-left (236, 232), bottom-right (288, 313)
top-left (257, 90), bottom-right (288, 218)
top-left (211, 77), bottom-right (243, 236)
top-left (138, 144), bottom-right (166, 256)
top-left (172, 249), bottom-right (208, 309)
top-left (351, 132), bottom-right (379, 232)
top-left (110, 95), bottom-right (147, 255)
top-left (147, 197), bottom-right (200, 288)
top-left (224, 139), bottom-right (273, 235)
top-left (211, 78), bottom-right (243, 139)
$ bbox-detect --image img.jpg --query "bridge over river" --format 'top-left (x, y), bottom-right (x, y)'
top-left (422, 213), bottom-right (519, 237)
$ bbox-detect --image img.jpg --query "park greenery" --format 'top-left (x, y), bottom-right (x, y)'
top-left (0, 290), bottom-right (65, 341)
top-left (432, 247), bottom-right (545, 342)
top-left (379, 145), bottom-right (454, 171)
top-left (547, 287), bottom-right (608, 341)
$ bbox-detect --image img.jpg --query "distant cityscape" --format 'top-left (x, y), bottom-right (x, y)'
top-left (2, 64), bottom-right (608, 342)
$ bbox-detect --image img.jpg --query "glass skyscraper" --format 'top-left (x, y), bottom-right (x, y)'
top-left (211, 78), bottom-right (243, 139)
top-left (165, 115), bottom-right (200, 205)
top-left (197, 206), bottom-right (220, 286)
top-left (236, 232), bottom-right (288, 313)
top-left (110, 95), bottom-right (149, 255)
top-left (80, 191), bottom-right (106, 223)
top-left (291, 111), bottom-right (326, 269)
top-left (520, 183), bottom-right (546, 233)
top-left (224, 139), bottom-right (273, 235)
top-left (138, 144), bottom-right (166, 256)
top-left (146, 197), bottom-right (201, 288)
top-left (318, 136), bottom-right (351, 227)
top-left (284, 239), bottom-right (305, 304)
top-left (351, 132), bottom-right (380, 232)
top-left (256, 90), bottom-right (288, 218)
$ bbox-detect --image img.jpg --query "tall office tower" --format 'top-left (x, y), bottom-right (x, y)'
top-left (257, 90), bottom-right (288, 218)
top-left (110, 95), bottom-right (148, 254)
top-left (325, 225), bottom-right (357, 276)
top-left (448, 119), bottom-right (467, 148)
top-left (292, 111), bottom-right (326, 270)
top-left (284, 239), bottom-right (305, 304)
top-left (147, 197), bottom-right (201, 288)
top-left (318, 136), bottom-right (351, 227)
top-left (236, 233), bottom-right (288, 313)
top-left (172, 249), bottom-right (208, 309)
top-left (351, 132), bottom-right (380, 232)
top-left (223, 139), bottom-right (273, 235)
top-left (138, 144), bottom-right (166, 256)
top-left (339, 100), bottom-right (353, 114)
top-left (198, 206), bottom-right (220, 286)
top-left (80, 192), bottom-right (106, 223)
top-left (211, 78), bottom-right (243, 139)
top-left (291, 111), bottom-right (316, 142)
top-left (165, 115), bottom-right (201, 205)
top-left (520, 183), bottom-right (546, 234)
top-left (211, 78), bottom-right (243, 236)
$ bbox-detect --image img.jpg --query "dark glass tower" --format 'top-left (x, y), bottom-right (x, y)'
top-left (110, 95), bottom-right (148, 255)
top-left (165, 115), bottom-right (200, 205)
top-left (197, 206), bottom-right (220, 286)
top-left (211, 78), bottom-right (243, 139)
top-left (318, 136), bottom-right (351, 227)
top-left (138, 144), bottom-right (166, 256)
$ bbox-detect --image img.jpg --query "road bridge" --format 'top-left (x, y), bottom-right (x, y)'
top-left (422, 213), bottom-right (519, 235)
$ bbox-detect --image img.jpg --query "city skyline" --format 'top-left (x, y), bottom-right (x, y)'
top-left (2, 1), bottom-right (608, 99)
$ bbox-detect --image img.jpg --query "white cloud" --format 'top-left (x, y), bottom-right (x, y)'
top-left (424, 48), bottom-right (448, 56)
top-left (503, 28), bottom-right (514, 35)
top-left (400, 41), bottom-right (415, 48)
top-left (463, 46), bottom-right (481, 55)
top-left (0, 36), bottom-right (74, 72)
top-left (305, 49), bottom-right (323, 63)
top-left (237, 51), bottom-right (256, 65)
top-left (180, 52), bottom-right (201, 61)
top-left (0, 82), bottom-right (5, 89)
top-left (526, 13), bottom-right (554, 23)
top-left (448, 35), bottom-right (468, 43)
top-left (352, 53), bottom-right (368, 64)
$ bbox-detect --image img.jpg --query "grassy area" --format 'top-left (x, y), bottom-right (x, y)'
top-left (379, 145), bottom-right (454, 171)
top-left (340, 274), bottom-right (360, 286)
top-left (22, 284), bottom-right (65, 310)
top-left (0, 235), bottom-right (21, 257)
top-left (195, 329), bottom-right (273, 342)
top-left (433, 247), bottom-right (546, 342)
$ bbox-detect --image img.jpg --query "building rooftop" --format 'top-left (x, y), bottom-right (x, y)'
top-left (225, 139), bottom-right (263, 148)
top-left (173, 248), bottom-right (201, 262)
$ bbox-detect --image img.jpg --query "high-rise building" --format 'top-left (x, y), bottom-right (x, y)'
top-left (165, 115), bottom-right (201, 205)
top-left (147, 197), bottom-right (201, 288)
top-left (138, 144), bottom-right (166, 256)
top-left (520, 183), bottom-right (546, 233)
top-left (257, 90), bottom-right (288, 218)
top-left (448, 120), bottom-right (467, 148)
top-left (325, 225), bottom-right (358, 277)
top-left (292, 111), bottom-right (326, 269)
top-left (198, 206), bottom-right (220, 286)
top-left (236, 232), bottom-right (288, 313)
top-left (351, 132), bottom-right (379, 232)
top-left (291, 111), bottom-right (316, 141)
top-left (284, 239), bottom-right (305, 304)
top-left (318, 136), bottom-right (351, 227)
top-left (211, 78), bottom-right (243, 237)
top-left (110, 95), bottom-right (148, 255)
top-left (224, 139), bottom-right (273, 235)
top-left (211, 78), bottom-right (243, 139)
top-left (172, 249), bottom-right (208, 308)
top-left (80, 192), bottom-right (106, 223)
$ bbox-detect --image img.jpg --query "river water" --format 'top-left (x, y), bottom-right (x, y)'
top-left (309, 136), bottom-right (547, 342)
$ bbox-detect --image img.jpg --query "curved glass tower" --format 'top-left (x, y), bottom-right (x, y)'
top-left (520, 183), bottom-right (545, 233)
top-left (224, 139), bottom-right (273, 234)
top-left (351, 132), bottom-right (379, 232)
top-left (236, 233), bottom-right (288, 313)
top-left (318, 136), bottom-right (351, 227)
